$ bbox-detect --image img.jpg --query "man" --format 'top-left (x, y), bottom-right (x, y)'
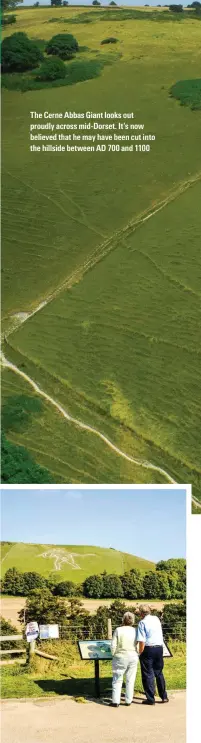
top-left (136, 605), bottom-right (169, 705)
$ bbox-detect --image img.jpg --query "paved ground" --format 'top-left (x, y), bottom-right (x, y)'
top-left (0, 597), bottom-right (175, 628)
top-left (1, 692), bottom-right (186, 743)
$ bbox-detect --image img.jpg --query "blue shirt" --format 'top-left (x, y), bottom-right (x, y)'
top-left (136, 614), bottom-right (163, 646)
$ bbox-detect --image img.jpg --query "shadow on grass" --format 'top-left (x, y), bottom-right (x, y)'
top-left (34, 678), bottom-right (147, 706)
top-left (34, 676), bottom-right (112, 700)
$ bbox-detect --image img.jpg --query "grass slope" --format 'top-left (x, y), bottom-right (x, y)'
top-left (1, 639), bottom-right (186, 699)
top-left (2, 7), bottom-right (201, 489)
top-left (0, 542), bottom-right (155, 582)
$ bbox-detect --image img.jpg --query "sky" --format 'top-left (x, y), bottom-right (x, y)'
top-left (1, 488), bottom-right (186, 562)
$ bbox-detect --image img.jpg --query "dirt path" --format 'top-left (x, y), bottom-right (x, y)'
top-left (0, 597), bottom-right (174, 629)
top-left (1, 692), bottom-right (186, 743)
top-left (3, 167), bottom-right (201, 339)
top-left (3, 172), bottom-right (200, 488)
top-left (1, 353), bottom-right (176, 485)
top-left (192, 496), bottom-right (201, 511)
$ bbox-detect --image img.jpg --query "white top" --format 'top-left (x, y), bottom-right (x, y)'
top-left (136, 614), bottom-right (163, 646)
top-left (111, 626), bottom-right (137, 655)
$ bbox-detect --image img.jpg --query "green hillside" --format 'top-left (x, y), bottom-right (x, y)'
top-left (2, 7), bottom-right (201, 492)
top-left (0, 542), bottom-right (154, 583)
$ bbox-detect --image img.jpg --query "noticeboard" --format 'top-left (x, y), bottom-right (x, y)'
top-left (25, 622), bottom-right (39, 643)
top-left (78, 640), bottom-right (112, 660)
top-left (39, 624), bottom-right (59, 640)
top-left (163, 641), bottom-right (173, 658)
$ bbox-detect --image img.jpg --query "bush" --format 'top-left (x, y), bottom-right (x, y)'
top-left (170, 78), bottom-right (201, 110)
top-left (2, 15), bottom-right (16, 25)
top-left (162, 601), bottom-right (186, 641)
top-left (46, 33), bottom-right (79, 60)
top-left (0, 617), bottom-right (23, 652)
top-left (1, 32), bottom-right (43, 73)
top-left (169, 4), bottom-right (183, 11)
top-left (36, 57), bottom-right (66, 81)
top-left (101, 37), bottom-right (118, 44)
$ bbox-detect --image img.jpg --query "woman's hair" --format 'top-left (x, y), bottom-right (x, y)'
top-left (122, 611), bottom-right (135, 626)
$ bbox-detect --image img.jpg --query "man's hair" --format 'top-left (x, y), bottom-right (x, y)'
top-left (138, 604), bottom-right (151, 616)
top-left (122, 611), bottom-right (135, 626)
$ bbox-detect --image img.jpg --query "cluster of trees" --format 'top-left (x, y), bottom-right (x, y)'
top-left (1, 559), bottom-right (186, 601)
top-left (17, 591), bottom-right (186, 641)
top-left (1, 394), bottom-right (54, 484)
top-left (1, 31), bottom-right (79, 77)
top-left (82, 559), bottom-right (186, 600)
top-left (1, 432), bottom-right (53, 484)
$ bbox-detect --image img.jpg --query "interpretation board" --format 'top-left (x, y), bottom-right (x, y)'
top-left (78, 640), bottom-right (112, 698)
top-left (78, 640), bottom-right (112, 661)
top-left (39, 624), bottom-right (59, 640)
top-left (163, 641), bottom-right (173, 658)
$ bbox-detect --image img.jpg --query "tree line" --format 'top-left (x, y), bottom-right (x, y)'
top-left (18, 592), bottom-right (186, 642)
top-left (1, 558), bottom-right (186, 600)
top-left (1, 593), bottom-right (186, 644)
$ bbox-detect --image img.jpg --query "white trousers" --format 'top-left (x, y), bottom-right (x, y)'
top-left (112, 651), bottom-right (138, 705)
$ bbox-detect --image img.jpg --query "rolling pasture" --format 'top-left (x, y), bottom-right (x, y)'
top-left (2, 7), bottom-right (201, 492)
top-left (1, 541), bottom-right (154, 582)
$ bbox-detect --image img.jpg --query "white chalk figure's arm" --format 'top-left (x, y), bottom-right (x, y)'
top-left (111, 628), bottom-right (118, 656)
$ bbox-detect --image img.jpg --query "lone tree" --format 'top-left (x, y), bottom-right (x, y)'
top-left (1, 32), bottom-right (43, 73)
top-left (83, 574), bottom-right (103, 598)
top-left (2, 568), bottom-right (25, 596)
top-left (169, 4), bottom-right (183, 11)
top-left (54, 581), bottom-right (76, 596)
top-left (92, 1), bottom-right (101, 5)
top-left (46, 33), bottom-right (78, 60)
top-left (18, 588), bottom-right (68, 626)
top-left (51, 0), bottom-right (62, 6)
top-left (2, 0), bottom-right (21, 8)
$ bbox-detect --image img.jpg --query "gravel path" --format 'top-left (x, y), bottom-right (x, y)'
top-left (1, 691), bottom-right (186, 743)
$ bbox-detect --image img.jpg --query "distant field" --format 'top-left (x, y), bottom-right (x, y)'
top-left (2, 7), bottom-right (201, 490)
top-left (1, 541), bottom-right (154, 581)
top-left (1, 596), bottom-right (178, 630)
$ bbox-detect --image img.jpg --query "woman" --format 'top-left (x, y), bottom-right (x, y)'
top-left (111, 611), bottom-right (139, 707)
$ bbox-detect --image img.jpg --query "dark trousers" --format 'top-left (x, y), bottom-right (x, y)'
top-left (140, 646), bottom-right (167, 703)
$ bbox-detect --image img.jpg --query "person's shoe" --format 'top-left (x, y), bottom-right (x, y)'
top-left (142, 699), bottom-right (155, 705)
top-left (162, 698), bottom-right (169, 703)
top-left (110, 702), bottom-right (119, 707)
top-left (125, 702), bottom-right (132, 706)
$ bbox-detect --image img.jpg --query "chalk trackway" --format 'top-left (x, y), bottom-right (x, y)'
top-left (1, 353), bottom-right (176, 485)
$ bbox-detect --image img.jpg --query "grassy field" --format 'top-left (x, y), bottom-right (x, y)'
top-left (2, 7), bottom-right (201, 492)
top-left (1, 638), bottom-right (186, 699)
top-left (1, 541), bottom-right (154, 582)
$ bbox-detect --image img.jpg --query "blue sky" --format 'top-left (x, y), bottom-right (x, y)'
top-left (1, 488), bottom-right (186, 562)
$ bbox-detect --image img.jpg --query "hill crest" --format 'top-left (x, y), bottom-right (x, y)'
top-left (0, 542), bottom-right (155, 583)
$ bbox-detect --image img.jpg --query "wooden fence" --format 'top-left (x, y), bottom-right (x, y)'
top-left (0, 635), bottom-right (58, 666)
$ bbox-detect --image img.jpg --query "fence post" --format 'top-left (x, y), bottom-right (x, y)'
top-left (107, 618), bottom-right (112, 640)
top-left (27, 640), bottom-right (36, 664)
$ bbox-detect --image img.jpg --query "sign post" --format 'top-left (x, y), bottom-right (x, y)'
top-left (78, 640), bottom-right (112, 699)
top-left (94, 659), bottom-right (100, 698)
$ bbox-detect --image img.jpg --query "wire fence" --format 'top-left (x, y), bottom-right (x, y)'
top-left (58, 621), bottom-right (186, 642)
